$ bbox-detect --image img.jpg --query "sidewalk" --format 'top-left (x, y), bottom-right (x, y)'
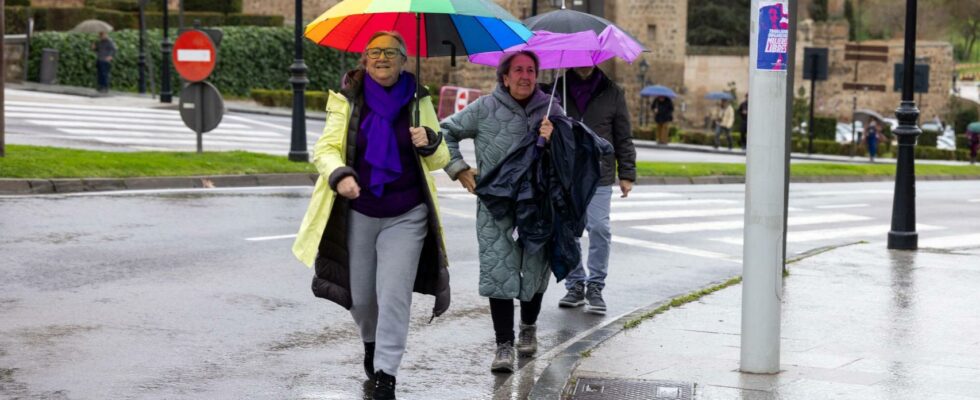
top-left (534, 243), bottom-right (980, 399)
top-left (634, 140), bottom-right (972, 166)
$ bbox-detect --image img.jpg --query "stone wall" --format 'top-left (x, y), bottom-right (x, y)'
top-left (242, 0), bottom-right (340, 24)
top-left (4, 42), bottom-right (27, 83)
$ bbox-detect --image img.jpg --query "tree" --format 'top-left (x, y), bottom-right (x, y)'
top-left (687, 0), bottom-right (751, 47)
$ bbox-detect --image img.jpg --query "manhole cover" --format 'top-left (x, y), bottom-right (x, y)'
top-left (569, 378), bottom-right (693, 400)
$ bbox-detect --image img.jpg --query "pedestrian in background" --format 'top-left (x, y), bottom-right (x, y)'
top-left (866, 119), bottom-right (881, 162)
top-left (738, 93), bottom-right (749, 148)
top-left (968, 124), bottom-right (980, 165)
top-left (652, 95), bottom-right (674, 145)
top-left (92, 31), bottom-right (116, 93)
top-left (292, 31), bottom-right (451, 400)
top-left (548, 66), bottom-right (636, 315)
top-left (714, 99), bottom-right (734, 150)
top-left (441, 51), bottom-right (561, 373)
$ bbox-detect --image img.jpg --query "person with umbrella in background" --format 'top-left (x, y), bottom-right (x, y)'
top-left (91, 31), bottom-right (116, 93)
top-left (442, 51), bottom-right (562, 374)
top-left (292, 31), bottom-right (450, 400)
top-left (866, 119), bottom-right (881, 162)
top-left (546, 65), bottom-right (635, 315)
top-left (652, 95), bottom-right (674, 145)
top-left (738, 93), bottom-right (749, 148)
top-left (714, 99), bottom-right (735, 150)
top-left (968, 122), bottom-right (980, 165)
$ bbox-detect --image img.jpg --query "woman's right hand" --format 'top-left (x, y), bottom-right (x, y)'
top-left (337, 176), bottom-right (360, 199)
top-left (457, 169), bottom-right (477, 194)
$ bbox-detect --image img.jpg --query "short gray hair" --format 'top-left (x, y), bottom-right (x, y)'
top-left (359, 31), bottom-right (408, 67)
top-left (496, 51), bottom-right (540, 85)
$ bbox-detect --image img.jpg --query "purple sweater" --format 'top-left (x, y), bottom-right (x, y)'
top-left (349, 104), bottom-right (424, 218)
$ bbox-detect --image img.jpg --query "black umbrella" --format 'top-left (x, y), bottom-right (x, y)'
top-left (523, 8), bottom-right (645, 50)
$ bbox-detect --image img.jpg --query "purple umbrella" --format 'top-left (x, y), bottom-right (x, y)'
top-left (468, 30), bottom-right (601, 69)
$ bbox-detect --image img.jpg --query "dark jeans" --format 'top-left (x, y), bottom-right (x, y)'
top-left (489, 293), bottom-right (544, 345)
top-left (96, 60), bottom-right (111, 91)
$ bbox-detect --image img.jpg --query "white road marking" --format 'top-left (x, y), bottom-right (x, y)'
top-left (611, 236), bottom-right (741, 264)
top-left (804, 190), bottom-right (892, 196)
top-left (6, 108), bottom-right (181, 121)
top-left (5, 100), bottom-right (178, 115)
top-left (612, 207), bottom-right (800, 222)
top-left (634, 213), bottom-right (872, 234)
top-left (815, 203), bottom-right (869, 210)
top-left (27, 120), bottom-right (251, 131)
top-left (60, 129), bottom-right (290, 142)
top-left (969, 199), bottom-right (980, 203)
top-left (714, 224), bottom-right (944, 245)
top-left (38, 134), bottom-right (300, 151)
top-left (611, 199), bottom-right (737, 209)
top-left (245, 234), bottom-right (296, 242)
top-left (919, 233), bottom-right (980, 249)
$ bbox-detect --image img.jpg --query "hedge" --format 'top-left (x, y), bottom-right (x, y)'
top-left (28, 27), bottom-right (344, 97)
top-left (918, 129), bottom-right (939, 147)
top-left (810, 116), bottom-right (837, 141)
top-left (3, 6), bottom-right (281, 34)
top-left (84, 0), bottom-right (140, 12)
top-left (251, 89), bottom-right (329, 112)
top-left (956, 134), bottom-right (970, 149)
top-left (8, 0), bottom-right (30, 6)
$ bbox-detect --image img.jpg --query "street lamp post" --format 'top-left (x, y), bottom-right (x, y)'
top-left (638, 59), bottom-right (649, 126)
top-left (138, 0), bottom-right (147, 94)
top-left (887, 0), bottom-right (920, 250)
top-left (288, 0), bottom-right (310, 162)
top-left (160, 0), bottom-right (173, 103)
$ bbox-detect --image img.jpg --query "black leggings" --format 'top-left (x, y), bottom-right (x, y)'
top-left (488, 293), bottom-right (544, 345)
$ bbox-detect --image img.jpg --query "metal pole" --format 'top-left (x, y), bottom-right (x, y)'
top-left (288, 0), bottom-right (310, 162)
top-left (887, 0), bottom-right (920, 250)
top-left (741, 0), bottom-right (796, 374)
top-left (161, 0), bottom-right (173, 103)
top-left (138, 1), bottom-right (147, 94)
top-left (1, 4), bottom-right (5, 157)
top-left (851, 96), bottom-right (857, 157)
top-left (179, 0), bottom-right (185, 31)
top-left (531, 0), bottom-right (538, 16)
top-left (807, 54), bottom-right (816, 155)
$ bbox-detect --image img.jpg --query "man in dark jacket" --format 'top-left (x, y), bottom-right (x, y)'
top-left (738, 93), bottom-right (749, 148)
top-left (546, 66), bottom-right (636, 315)
top-left (652, 96), bottom-right (674, 145)
top-left (92, 31), bottom-right (117, 93)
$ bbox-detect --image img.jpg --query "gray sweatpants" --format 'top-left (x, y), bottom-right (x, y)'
top-left (348, 203), bottom-right (428, 377)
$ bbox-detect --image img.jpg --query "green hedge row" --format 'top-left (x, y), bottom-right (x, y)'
top-left (28, 27), bottom-right (345, 97)
top-left (919, 129), bottom-right (940, 147)
top-left (3, 6), bottom-right (281, 34)
top-left (251, 89), bottom-right (329, 112)
top-left (8, 0), bottom-right (31, 6)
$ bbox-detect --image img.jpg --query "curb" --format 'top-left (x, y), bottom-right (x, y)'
top-left (527, 243), bottom-right (861, 398)
top-left (0, 173), bottom-right (319, 195)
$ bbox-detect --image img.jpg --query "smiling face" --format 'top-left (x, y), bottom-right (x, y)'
top-left (363, 34), bottom-right (406, 87)
top-left (502, 54), bottom-right (538, 101)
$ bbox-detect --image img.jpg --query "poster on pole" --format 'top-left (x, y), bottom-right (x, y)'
top-left (757, 1), bottom-right (789, 71)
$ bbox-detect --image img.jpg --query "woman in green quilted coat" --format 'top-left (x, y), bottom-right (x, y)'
top-left (440, 51), bottom-right (563, 373)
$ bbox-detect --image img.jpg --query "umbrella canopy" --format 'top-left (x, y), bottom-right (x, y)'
top-left (467, 30), bottom-right (602, 69)
top-left (305, 0), bottom-right (532, 125)
top-left (524, 8), bottom-right (642, 43)
top-left (640, 85), bottom-right (678, 98)
top-left (304, 0), bottom-right (532, 57)
top-left (968, 121), bottom-right (980, 133)
top-left (71, 19), bottom-right (113, 34)
top-left (705, 91), bottom-right (734, 101)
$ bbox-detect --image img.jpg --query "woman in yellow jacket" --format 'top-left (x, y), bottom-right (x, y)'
top-left (291, 31), bottom-right (450, 400)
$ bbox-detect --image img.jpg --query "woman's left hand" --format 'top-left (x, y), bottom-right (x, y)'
top-left (539, 118), bottom-right (553, 142)
top-left (410, 127), bottom-right (429, 148)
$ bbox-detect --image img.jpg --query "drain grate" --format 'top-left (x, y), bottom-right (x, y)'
top-left (569, 378), bottom-right (693, 400)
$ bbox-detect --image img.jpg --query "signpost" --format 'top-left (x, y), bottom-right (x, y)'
top-left (173, 29), bottom-right (223, 153)
top-left (803, 47), bottom-right (828, 155)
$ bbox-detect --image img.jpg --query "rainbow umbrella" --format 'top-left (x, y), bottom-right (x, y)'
top-left (305, 0), bottom-right (533, 123)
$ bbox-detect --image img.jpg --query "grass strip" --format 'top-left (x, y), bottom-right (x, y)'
top-left (0, 145), bottom-right (316, 179)
top-left (636, 162), bottom-right (980, 178)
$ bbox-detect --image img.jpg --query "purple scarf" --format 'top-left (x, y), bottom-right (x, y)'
top-left (361, 72), bottom-right (416, 197)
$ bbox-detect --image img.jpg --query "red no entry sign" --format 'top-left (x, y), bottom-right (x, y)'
top-left (172, 30), bottom-right (217, 82)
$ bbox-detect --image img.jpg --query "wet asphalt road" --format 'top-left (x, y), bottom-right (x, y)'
top-left (1, 181), bottom-right (978, 399)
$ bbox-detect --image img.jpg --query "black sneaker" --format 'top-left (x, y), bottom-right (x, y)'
top-left (558, 282), bottom-right (586, 308)
top-left (364, 342), bottom-right (376, 380)
top-left (516, 323), bottom-right (537, 356)
top-left (491, 341), bottom-right (515, 373)
top-left (372, 370), bottom-right (396, 400)
top-left (585, 282), bottom-right (607, 315)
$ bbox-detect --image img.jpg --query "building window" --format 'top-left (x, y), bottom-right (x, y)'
top-left (647, 24), bottom-right (657, 44)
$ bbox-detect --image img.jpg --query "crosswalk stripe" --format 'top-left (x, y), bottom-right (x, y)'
top-left (27, 120), bottom-right (251, 131)
top-left (815, 203), bottom-right (869, 209)
top-left (611, 236), bottom-right (741, 263)
top-left (611, 199), bottom-right (737, 209)
top-left (614, 192), bottom-right (682, 200)
top-left (5, 100), bottom-right (178, 115)
top-left (5, 108), bottom-right (181, 121)
top-left (918, 233), bottom-right (980, 249)
top-left (12, 112), bottom-right (252, 128)
top-left (611, 207), bottom-right (800, 222)
top-left (633, 213), bottom-right (872, 234)
top-left (713, 224), bottom-right (944, 245)
top-left (803, 190), bottom-right (892, 196)
top-left (41, 134), bottom-right (298, 151)
top-left (61, 128), bottom-right (289, 140)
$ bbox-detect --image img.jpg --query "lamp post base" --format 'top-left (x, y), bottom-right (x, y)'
top-left (887, 230), bottom-right (918, 250)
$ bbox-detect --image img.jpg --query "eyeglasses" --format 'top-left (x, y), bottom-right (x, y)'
top-left (365, 48), bottom-right (403, 60)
